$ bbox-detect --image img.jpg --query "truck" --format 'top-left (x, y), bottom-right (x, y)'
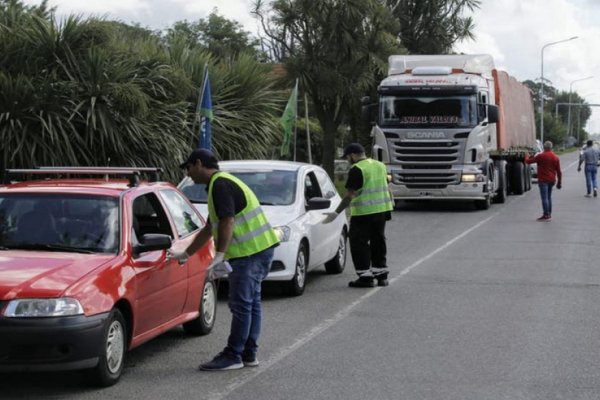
top-left (364, 54), bottom-right (536, 210)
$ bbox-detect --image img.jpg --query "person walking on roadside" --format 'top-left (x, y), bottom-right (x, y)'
top-left (323, 143), bottom-right (394, 288)
top-left (577, 139), bottom-right (600, 197)
top-left (170, 148), bottom-right (279, 371)
top-left (525, 140), bottom-right (562, 221)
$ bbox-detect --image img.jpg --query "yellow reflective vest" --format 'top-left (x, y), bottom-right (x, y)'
top-left (208, 172), bottom-right (279, 259)
top-left (350, 159), bottom-right (393, 217)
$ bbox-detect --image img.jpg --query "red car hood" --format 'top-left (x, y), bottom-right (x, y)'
top-left (0, 251), bottom-right (114, 300)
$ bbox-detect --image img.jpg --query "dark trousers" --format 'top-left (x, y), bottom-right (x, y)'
top-left (349, 213), bottom-right (388, 279)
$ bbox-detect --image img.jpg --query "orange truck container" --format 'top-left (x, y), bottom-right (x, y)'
top-left (493, 70), bottom-right (536, 150)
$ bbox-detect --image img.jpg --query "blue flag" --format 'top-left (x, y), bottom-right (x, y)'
top-left (198, 67), bottom-right (213, 149)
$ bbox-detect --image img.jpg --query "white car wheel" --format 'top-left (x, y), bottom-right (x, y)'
top-left (286, 242), bottom-right (307, 296)
top-left (325, 229), bottom-right (347, 274)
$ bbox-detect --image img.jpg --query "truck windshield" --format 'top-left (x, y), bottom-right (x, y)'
top-left (380, 95), bottom-right (477, 128)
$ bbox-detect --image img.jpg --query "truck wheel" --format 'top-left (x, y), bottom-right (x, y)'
top-left (511, 162), bottom-right (525, 195)
top-left (524, 163), bottom-right (532, 191)
top-left (493, 162), bottom-right (507, 203)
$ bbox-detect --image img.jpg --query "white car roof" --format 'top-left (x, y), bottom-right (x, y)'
top-left (218, 160), bottom-right (313, 172)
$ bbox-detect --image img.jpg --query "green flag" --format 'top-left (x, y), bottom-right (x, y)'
top-left (280, 81), bottom-right (298, 157)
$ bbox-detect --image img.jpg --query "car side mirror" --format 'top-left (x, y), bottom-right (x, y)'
top-left (134, 233), bottom-right (172, 255)
top-left (487, 105), bottom-right (499, 124)
top-left (306, 197), bottom-right (331, 211)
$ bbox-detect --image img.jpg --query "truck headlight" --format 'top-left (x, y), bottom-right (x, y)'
top-left (461, 174), bottom-right (485, 183)
top-left (273, 226), bottom-right (291, 242)
top-left (3, 298), bottom-right (84, 317)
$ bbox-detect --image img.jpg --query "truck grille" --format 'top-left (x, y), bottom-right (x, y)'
top-left (388, 132), bottom-right (468, 188)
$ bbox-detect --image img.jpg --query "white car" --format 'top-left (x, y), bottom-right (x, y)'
top-left (178, 161), bottom-right (348, 296)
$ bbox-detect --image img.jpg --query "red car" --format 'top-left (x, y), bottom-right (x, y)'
top-left (0, 167), bottom-right (216, 386)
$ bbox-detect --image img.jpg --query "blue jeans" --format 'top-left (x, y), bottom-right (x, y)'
top-left (538, 182), bottom-right (554, 216)
top-left (585, 164), bottom-right (598, 194)
top-left (225, 246), bottom-right (274, 361)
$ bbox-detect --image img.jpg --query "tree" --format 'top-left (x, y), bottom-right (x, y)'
top-left (164, 10), bottom-right (262, 60)
top-left (0, 0), bottom-right (281, 182)
top-left (524, 80), bottom-right (591, 146)
top-left (385, 0), bottom-right (481, 54)
top-left (254, 0), bottom-right (402, 177)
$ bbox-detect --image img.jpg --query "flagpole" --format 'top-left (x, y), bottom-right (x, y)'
top-left (293, 79), bottom-right (298, 161)
top-left (190, 63), bottom-right (209, 148)
top-left (304, 92), bottom-right (312, 164)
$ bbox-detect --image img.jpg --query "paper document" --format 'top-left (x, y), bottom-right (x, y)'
top-left (208, 261), bottom-right (232, 280)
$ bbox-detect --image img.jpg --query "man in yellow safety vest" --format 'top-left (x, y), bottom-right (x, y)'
top-left (323, 143), bottom-right (393, 288)
top-left (171, 148), bottom-right (279, 370)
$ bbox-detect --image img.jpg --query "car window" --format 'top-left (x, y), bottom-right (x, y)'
top-left (232, 170), bottom-right (297, 205)
top-left (179, 170), bottom-right (297, 206)
top-left (314, 169), bottom-right (337, 199)
top-left (0, 194), bottom-right (120, 253)
top-left (304, 172), bottom-right (322, 201)
top-left (131, 193), bottom-right (174, 243)
top-left (179, 177), bottom-right (208, 204)
top-left (158, 189), bottom-right (204, 237)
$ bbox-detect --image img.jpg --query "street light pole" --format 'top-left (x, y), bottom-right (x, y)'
top-left (540, 36), bottom-right (578, 144)
top-left (567, 76), bottom-right (594, 144)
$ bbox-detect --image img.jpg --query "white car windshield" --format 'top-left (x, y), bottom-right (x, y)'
top-left (181, 170), bottom-right (297, 206)
top-left (0, 194), bottom-right (120, 254)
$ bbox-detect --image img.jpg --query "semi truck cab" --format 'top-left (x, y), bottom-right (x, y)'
top-left (366, 55), bottom-right (532, 209)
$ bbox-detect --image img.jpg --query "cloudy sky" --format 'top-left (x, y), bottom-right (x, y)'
top-left (22, 0), bottom-right (600, 133)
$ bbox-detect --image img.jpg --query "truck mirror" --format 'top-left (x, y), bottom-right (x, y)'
top-left (487, 105), bottom-right (499, 124)
top-left (361, 104), bottom-right (375, 126)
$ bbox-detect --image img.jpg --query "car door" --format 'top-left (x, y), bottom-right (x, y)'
top-left (314, 168), bottom-right (345, 263)
top-left (130, 192), bottom-right (187, 334)
top-left (312, 168), bottom-right (344, 262)
top-left (157, 188), bottom-right (212, 314)
top-left (303, 170), bottom-right (332, 266)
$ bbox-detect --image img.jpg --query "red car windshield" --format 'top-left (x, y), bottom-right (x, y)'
top-left (0, 194), bottom-right (120, 254)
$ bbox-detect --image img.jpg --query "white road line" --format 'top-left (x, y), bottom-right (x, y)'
top-left (206, 212), bottom-right (499, 400)
top-left (565, 159), bottom-right (579, 170)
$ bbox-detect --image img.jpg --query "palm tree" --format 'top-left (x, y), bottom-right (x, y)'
top-left (1, 0), bottom-right (283, 183)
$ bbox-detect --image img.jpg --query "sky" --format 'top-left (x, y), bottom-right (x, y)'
top-left (21, 0), bottom-right (600, 134)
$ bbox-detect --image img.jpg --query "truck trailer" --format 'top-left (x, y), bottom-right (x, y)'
top-left (365, 54), bottom-right (536, 209)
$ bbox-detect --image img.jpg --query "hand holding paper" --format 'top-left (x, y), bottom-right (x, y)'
top-left (207, 252), bottom-right (231, 280)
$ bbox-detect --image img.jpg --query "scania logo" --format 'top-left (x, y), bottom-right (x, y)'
top-left (406, 132), bottom-right (446, 139)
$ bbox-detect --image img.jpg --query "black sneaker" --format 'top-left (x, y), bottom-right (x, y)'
top-left (348, 278), bottom-right (375, 288)
top-left (595, 188), bottom-right (598, 197)
top-left (242, 355), bottom-right (259, 367)
top-left (199, 352), bottom-right (243, 371)
top-left (377, 278), bottom-right (389, 287)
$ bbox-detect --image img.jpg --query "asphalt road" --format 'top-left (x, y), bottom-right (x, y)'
top-left (5, 151), bottom-right (600, 400)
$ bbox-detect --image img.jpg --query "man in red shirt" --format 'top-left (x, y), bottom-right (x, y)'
top-left (525, 140), bottom-right (562, 221)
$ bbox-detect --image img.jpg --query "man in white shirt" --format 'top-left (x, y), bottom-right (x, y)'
top-left (577, 140), bottom-right (600, 197)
